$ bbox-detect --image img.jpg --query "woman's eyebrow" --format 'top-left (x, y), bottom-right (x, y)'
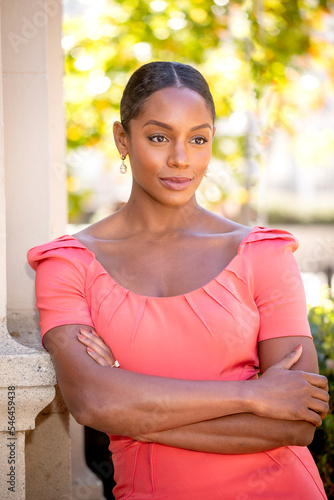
top-left (190, 123), bottom-right (212, 131)
top-left (143, 120), bottom-right (173, 130)
top-left (143, 120), bottom-right (212, 131)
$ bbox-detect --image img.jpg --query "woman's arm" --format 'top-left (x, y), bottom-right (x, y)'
top-left (132, 336), bottom-right (324, 453)
top-left (45, 324), bottom-right (250, 436)
top-left (60, 328), bottom-right (329, 441)
top-left (134, 415), bottom-right (314, 454)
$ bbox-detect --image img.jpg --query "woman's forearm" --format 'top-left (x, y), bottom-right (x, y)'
top-left (80, 358), bottom-right (326, 437)
top-left (46, 326), bottom-right (328, 437)
top-left (73, 366), bottom-right (253, 436)
top-left (71, 360), bottom-right (326, 437)
top-left (48, 326), bottom-right (253, 436)
top-left (135, 414), bottom-right (316, 454)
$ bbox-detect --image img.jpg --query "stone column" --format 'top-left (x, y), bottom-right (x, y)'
top-left (0, 349), bottom-right (56, 500)
top-left (1, 1), bottom-right (105, 498)
top-left (0, 1), bottom-right (68, 498)
top-left (3, 0), bottom-right (67, 345)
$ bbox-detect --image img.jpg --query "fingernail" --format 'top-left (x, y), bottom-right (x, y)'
top-left (77, 333), bottom-right (85, 339)
top-left (79, 328), bottom-right (89, 335)
top-left (293, 344), bottom-right (302, 351)
top-left (87, 347), bottom-right (94, 353)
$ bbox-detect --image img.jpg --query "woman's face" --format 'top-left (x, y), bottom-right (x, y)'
top-left (115, 86), bottom-right (215, 207)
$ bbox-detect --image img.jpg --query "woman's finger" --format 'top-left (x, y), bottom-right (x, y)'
top-left (77, 331), bottom-right (116, 366)
top-left (79, 328), bottom-right (112, 354)
top-left (310, 384), bottom-right (330, 403)
top-left (77, 333), bottom-right (114, 359)
top-left (86, 347), bottom-right (111, 367)
top-left (78, 329), bottom-right (111, 355)
top-left (77, 333), bottom-right (107, 353)
top-left (303, 372), bottom-right (329, 392)
top-left (308, 397), bottom-right (329, 421)
top-left (305, 408), bottom-right (322, 427)
top-left (272, 344), bottom-right (303, 370)
top-left (79, 336), bottom-right (115, 365)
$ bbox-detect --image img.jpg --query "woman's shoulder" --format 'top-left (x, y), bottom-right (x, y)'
top-left (27, 211), bottom-right (120, 267)
top-left (199, 209), bottom-right (250, 237)
top-left (72, 212), bottom-right (125, 247)
top-left (241, 225), bottom-right (299, 252)
top-left (201, 211), bottom-right (298, 254)
top-left (27, 234), bottom-right (95, 271)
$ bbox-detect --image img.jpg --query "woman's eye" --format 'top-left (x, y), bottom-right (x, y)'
top-left (191, 136), bottom-right (208, 145)
top-left (148, 135), bottom-right (168, 143)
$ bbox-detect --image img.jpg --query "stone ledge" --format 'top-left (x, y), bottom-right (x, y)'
top-left (0, 326), bottom-right (56, 387)
top-left (0, 326), bottom-right (57, 431)
top-left (0, 386), bottom-right (56, 431)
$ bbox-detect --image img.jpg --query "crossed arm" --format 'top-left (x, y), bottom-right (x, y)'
top-left (44, 324), bottom-right (329, 454)
top-left (127, 337), bottom-right (326, 453)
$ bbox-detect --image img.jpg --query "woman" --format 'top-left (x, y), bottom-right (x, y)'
top-left (28, 61), bottom-right (329, 499)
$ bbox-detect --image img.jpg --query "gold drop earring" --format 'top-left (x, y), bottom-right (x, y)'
top-left (120, 154), bottom-right (127, 174)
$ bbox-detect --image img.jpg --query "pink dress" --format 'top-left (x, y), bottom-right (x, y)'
top-left (27, 226), bottom-right (327, 499)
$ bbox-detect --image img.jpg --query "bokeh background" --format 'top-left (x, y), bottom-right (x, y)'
top-left (63, 0), bottom-right (334, 301)
top-left (62, 1), bottom-right (334, 496)
top-left (63, 0), bottom-right (334, 227)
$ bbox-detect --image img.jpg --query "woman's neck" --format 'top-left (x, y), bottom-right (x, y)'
top-left (120, 190), bottom-right (203, 235)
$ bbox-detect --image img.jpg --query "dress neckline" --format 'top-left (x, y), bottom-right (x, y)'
top-left (67, 226), bottom-right (257, 300)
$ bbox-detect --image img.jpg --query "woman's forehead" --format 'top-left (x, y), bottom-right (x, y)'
top-left (134, 87), bottom-right (213, 123)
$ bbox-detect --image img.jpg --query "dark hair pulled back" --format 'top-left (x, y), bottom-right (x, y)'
top-left (120, 61), bottom-right (215, 133)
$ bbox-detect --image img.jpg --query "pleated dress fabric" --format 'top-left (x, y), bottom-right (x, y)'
top-left (27, 226), bottom-right (327, 499)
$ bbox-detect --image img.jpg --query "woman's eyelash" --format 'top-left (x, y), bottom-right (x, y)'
top-left (192, 136), bottom-right (208, 144)
top-left (148, 134), bottom-right (168, 143)
top-left (148, 135), bottom-right (209, 144)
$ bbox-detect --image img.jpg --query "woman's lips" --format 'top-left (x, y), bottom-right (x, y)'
top-left (159, 177), bottom-right (192, 191)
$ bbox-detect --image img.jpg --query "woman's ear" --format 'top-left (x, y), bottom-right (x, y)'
top-left (113, 121), bottom-right (129, 156)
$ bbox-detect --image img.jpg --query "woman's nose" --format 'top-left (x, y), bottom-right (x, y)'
top-left (167, 142), bottom-right (190, 169)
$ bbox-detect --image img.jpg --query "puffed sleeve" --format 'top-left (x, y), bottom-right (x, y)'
top-left (27, 236), bottom-right (95, 345)
top-left (246, 228), bottom-right (312, 341)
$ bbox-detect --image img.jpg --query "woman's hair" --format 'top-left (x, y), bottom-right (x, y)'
top-left (120, 61), bottom-right (216, 133)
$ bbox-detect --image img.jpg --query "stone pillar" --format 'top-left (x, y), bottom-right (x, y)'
top-left (0, 0), bottom-right (69, 498)
top-left (3, 0), bottom-right (67, 345)
top-left (0, 1), bottom-right (105, 498)
top-left (0, 363), bottom-right (56, 500)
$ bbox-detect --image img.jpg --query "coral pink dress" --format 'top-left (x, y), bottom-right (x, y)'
top-left (27, 226), bottom-right (327, 499)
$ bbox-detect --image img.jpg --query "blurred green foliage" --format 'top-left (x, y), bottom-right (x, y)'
top-left (308, 293), bottom-right (334, 498)
top-left (63, 5), bottom-right (334, 494)
top-left (63, 0), bottom-right (333, 223)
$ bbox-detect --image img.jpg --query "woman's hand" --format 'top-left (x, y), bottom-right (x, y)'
top-left (252, 345), bottom-right (329, 426)
top-left (77, 328), bottom-right (117, 367)
top-left (77, 331), bottom-right (329, 427)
